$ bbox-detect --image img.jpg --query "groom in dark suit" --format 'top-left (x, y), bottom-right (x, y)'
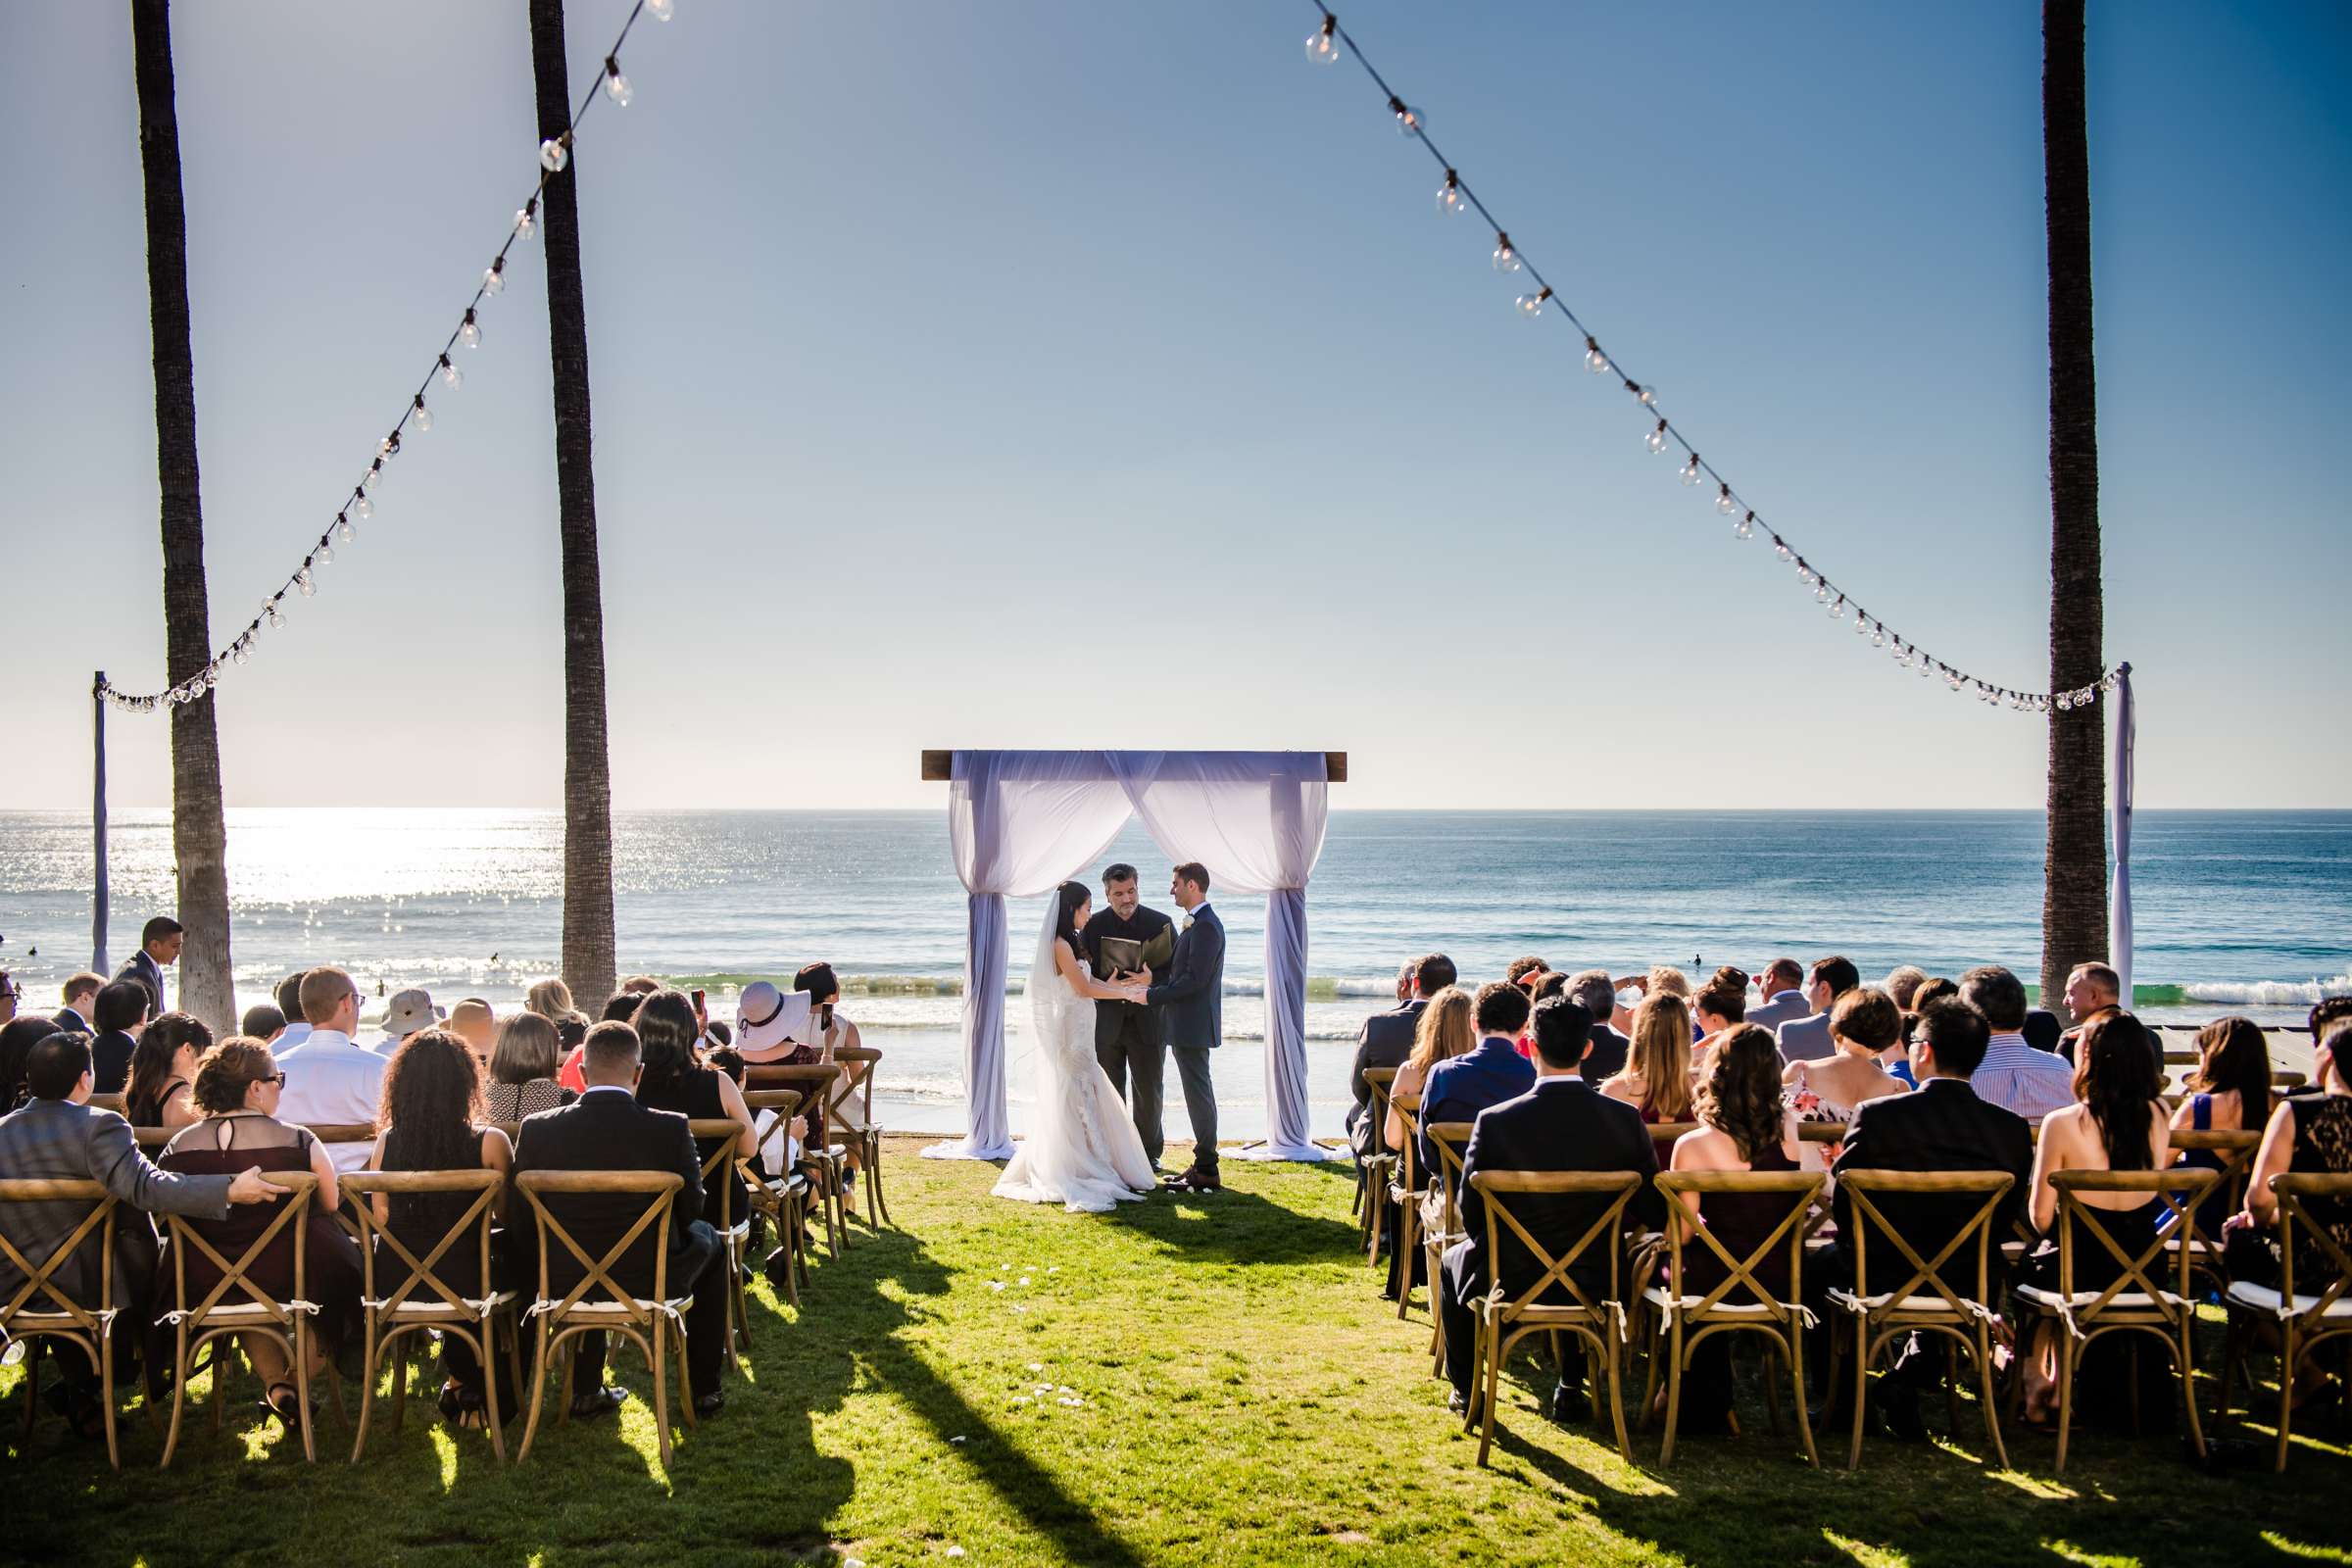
top-left (1147, 861), bottom-right (1225, 1193)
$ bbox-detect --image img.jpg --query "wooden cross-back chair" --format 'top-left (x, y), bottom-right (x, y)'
top-left (1381, 1092), bottom-right (1422, 1278)
top-left (738, 1089), bottom-right (809, 1306)
top-left (1643, 1170), bottom-right (1827, 1467)
top-left (1415, 1122), bottom-right (1474, 1365)
top-left (2166, 1128), bottom-right (2263, 1296)
top-left (1823, 1170), bottom-right (2014, 1471)
top-left (2010, 1169), bottom-right (2218, 1472)
top-left (684, 1118), bottom-right (755, 1370)
top-left (828, 1045), bottom-right (891, 1228)
top-left (2221, 1172), bottom-right (2352, 1472)
top-left (135, 1121), bottom-right (379, 1152)
top-left (0, 1180), bottom-right (123, 1468)
top-left (158, 1170), bottom-right (339, 1467)
top-left (744, 1063), bottom-right (850, 1258)
top-left (1646, 1120), bottom-right (1699, 1167)
top-left (1355, 1067), bottom-right (1401, 1244)
top-left (86, 1094), bottom-right (126, 1114)
top-left (512, 1169), bottom-right (695, 1468)
top-left (1462, 1170), bottom-right (1642, 1465)
top-left (340, 1169), bottom-right (519, 1463)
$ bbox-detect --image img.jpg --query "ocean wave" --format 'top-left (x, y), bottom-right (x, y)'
top-left (670, 971), bottom-right (1403, 1002)
top-left (2171, 974), bottom-right (2352, 1007)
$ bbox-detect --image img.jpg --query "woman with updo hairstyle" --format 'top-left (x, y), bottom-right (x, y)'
top-left (631, 988), bottom-right (757, 1229)
top-left (365, 1029), bottom-right (512, 1426)
top-left (1662, 1025), bottom-right (1804, 1431)
top-left (125, 1011), bottom-right (211, 1129)
top-left (161, 1038), bottom-right (364, 1427)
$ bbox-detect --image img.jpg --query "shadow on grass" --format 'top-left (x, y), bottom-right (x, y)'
top-left (1095, 1177), bottom-right (1363, 1268)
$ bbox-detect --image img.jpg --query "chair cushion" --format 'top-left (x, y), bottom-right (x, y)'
top-left (555, 1296), bottom-right (696, 1319)
top-left (1827, 1289), bottom-right (1984, 1315)
top-left (2226, 1281), bottom-right (2352, 1320)
top-left (1640, 1286), bottom-right (1782, 1317)
top-left (2013, 1284), bottom-right (2183, 1311)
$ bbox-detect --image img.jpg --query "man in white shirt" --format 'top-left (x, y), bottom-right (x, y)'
top-left (273, 966), bottom-right (386, 1173)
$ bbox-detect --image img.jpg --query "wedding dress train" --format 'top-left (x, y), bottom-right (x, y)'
top-left (992, 904), bottom-right (1158, 1213)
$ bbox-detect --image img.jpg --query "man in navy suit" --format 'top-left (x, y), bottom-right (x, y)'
top-left (1439, 996), bottom-right (1664, 1412)
top-left (114, 915), bottom-right (181, 1020)
top-left (1348, 954), bottom-right (1455, 1158)
top-left (1418, 982), bottom-right (1537, 1181)
top-left (1148, 862), bottom-right (1226, 1193)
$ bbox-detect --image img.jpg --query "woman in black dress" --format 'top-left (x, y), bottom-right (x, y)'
top-left (631, 990), bottom-right (757, 1230)
top-left (2228, 1021), bottom-right (2352, 1406)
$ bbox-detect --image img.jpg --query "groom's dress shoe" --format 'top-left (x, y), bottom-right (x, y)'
top-left (1163, 1165), bottom-right (1222, 1193)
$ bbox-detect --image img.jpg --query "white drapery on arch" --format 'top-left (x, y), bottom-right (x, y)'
top-left (920, 750), bottom-right (1334, 1163)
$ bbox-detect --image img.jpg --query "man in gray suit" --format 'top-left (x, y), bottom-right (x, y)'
top-left (0, 1033), bottom-right (274, 1429)
top-left (1746, 957), bottom-right (1813, 1038)
top-left (1774, 955), bottom-right (1861, 1064)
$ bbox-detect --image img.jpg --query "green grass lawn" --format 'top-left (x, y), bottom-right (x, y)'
top-left (6, 1140), bottom-right (2348, 1567)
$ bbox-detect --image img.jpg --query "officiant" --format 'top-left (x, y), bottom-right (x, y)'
top-left (1082, 861), bottom-right (1177, 1170)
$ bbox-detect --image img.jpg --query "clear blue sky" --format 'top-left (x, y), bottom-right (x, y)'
top-left (3, 1), bottom-right (2345, 810)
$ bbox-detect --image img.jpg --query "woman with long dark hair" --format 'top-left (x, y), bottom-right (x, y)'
top-left (2013, 1008), bottom-right (2171, 1424)
top-left (124, 1011), bottom-right (211, 1129)
top-left (795, 961), bottom-right (875, 1192)
top-left (633, 989), bottom-right (757, 1229)
top-left (1661, 1024), bottom-right (1804, 1432)
top-left (2169, 1015), bottom-right (2271, 1240)
top-left (364, 1029), bottom-right (510, 1427)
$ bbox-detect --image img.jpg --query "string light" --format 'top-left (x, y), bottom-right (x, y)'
top-left (98, 6), bottom-right (668, 712)
top-left (1296, 1), bottom-right (2117, 712)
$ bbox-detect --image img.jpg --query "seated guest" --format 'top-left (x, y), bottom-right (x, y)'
top-left (1601, 993), bottom-right (1695, 1128)
top-left (1895, 976), bottom-right (1960, 1086)
top-left (1882, 966), bottom-right (1929, 1012)
top-left (1664, 1024), bottom-right (1805, 1431)
top-left (0, 1033), bottom-right (274, 1434)
top-left (161, 1038), bottom-right (365, 1426)
top-left (1776, 956), bottom-right (1860, 1066)
top-left (1783, 987), bottom-right (1909, 1167)
top-left (240, 1004), bottom-right (288, 1046)
top-left (447, 998), bottom-right (497, 1068)
top-left (619, 975), bottom-right (664, 997)
top-left (114, 915), bottom-right (181, 1018)
top-left (2013, 1009), bottom-right (2171, 1424)
top-left (1959, 965), bottom-right (2075, 1120)
top-left (732, 980), bottom-right (825, 1161)
top-left (2225, 1021), bottom-right (2352, 1406)
top-left (1691, 969), bottom-right (1747, 1065)
top-left (2309, 998), bottom-right (2352, 1063)
top-left (631, 989), bottom-right (758, 1231)
top-left (795, 963), bottom-right (871, 1188)
top-left (1438, 996), bottom-right (1663, 1414)
top-left (2055, 961), bottom-right (2123, 1062)
top-left (1, 1014), bottom-right (62, 1111)
top-left (1565, 970), bottom-right (1631, 1082)
top-left (89, 980), bottom-right (151, 1095)
top-left (376, 987), bottom-right (446, 1056)
top-left (1348, 955), bottom-right (1451, 1157)
top-left (1418, 983), bottom-right (1539, 1182)
top-left (485, 1011), bottom-right (575, 1122)
top-left (273, 971), bottom-right (314, 1052)
top-left (556, 992), bottom-right (659, 1093)
top-left (1747, 958), bottom-right (1812, 1036)
top-left (1504, 956), bottom-right (1549, 994)
top-left (1819, 999), bottom-right (2033, 1437)
top-left (275, 967), bottom-right (388, 1174)
top-left (2170, 1016), bottom-right (2271, 1241)
top-left (54, 973), bottom-right (103, 1037)
top-left (363, 1029), bottom-right (513, 1428)
top-left (524, 978), bottom-right (574, 1022)
top-left (1384, 987), bottom-right (1477, 1158)
top-left (123, 1011), bottom-right (211, 1129)
top-left (510, 1020), bottom-right (729, 1419)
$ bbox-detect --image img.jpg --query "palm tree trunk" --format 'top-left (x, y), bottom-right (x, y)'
top-left (528, 0), bottom-right (617, 1005)
top-left (130, 0), bottom-right (233, 1030)
top-left (2041, 0), bottom-right (2106, 1003)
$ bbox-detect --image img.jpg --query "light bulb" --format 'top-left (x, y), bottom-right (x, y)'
top-left (440, 354), bottom-right (462, 391)
top-left (1491, 232), bottom-right (1520, 273)
top-left (483, 260), bottom-right (505, 297)
top-left (514, 204), bottom-right (536, 240)
top-left (1436, 171), bottom-right (1466, 218)
top-left (1918, 660), bottom-right (1932, 678)
top-left (1814, 582), bottom-right (1831, 604)
top-left (539, 136), bottom-right (568, 173)
top-left (364, 464), bottom-right (380, 491)
top-left (1515, 287), bottom-right (1550, 319)
top-left (413, 396), bottom-right (432, 433)
top-left (648, 0), bottom-right (673, 18)
top-left (1644, 420), bottom-right (1667, 454)
top-left (1716, 484), bottom-right (1738, 515)
top-left (460, 310), bottom-right (480, 349)
top-left (1796, 565), bottom-right (1815, 586)
top-left (605, 59), bottom-right (633, 107)
top-left (315, 540), bottom-right (333, 564)
top-left (1678, 454), bottom-right (1703, 485)
top-left (296, 567), bottom-right (317, 598)
top-left (1630, 382), bottom-right (1656, 408)
top-left (267, 601), bottom-right (285, 629)
top-left (1392, 100), bottom-right (1426, 137)
top-left (335, 513), bottom-right (355, 544)
top-left (377, 435), bottom-right (394, 460)
top-left (355, 493), bottom-right (374, 520)
top-left (1774, 541), bottom-right (1792, 562)
top-left (1948, 672), bottom-right (1964, 691)
top-left (1854, 609), bottom-right (1870, 633)
top-left (232, 643), bottom-right (250, 665)
top-left (1305, 18), bottom-right (1340, 65)
top-left (1870, 625), bottom-right (1886, 648)
top-left (1735, 511), bottom-right (1755, 540)
top-left (1584, 338), bottom-right (1609, 374)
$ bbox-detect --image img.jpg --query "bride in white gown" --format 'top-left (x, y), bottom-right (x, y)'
top-left (993, 881), bottom-right (1161, 1213)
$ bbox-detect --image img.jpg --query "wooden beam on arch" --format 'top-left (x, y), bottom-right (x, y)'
top-left (918, 750), bottom-right (1347, 783)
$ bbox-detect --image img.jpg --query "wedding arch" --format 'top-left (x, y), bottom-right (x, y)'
top-left (917, 749), bottom-right (1344, 1164)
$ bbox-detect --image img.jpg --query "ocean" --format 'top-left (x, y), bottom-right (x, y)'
top-left (3, 808), bottom-right (2344, 1138)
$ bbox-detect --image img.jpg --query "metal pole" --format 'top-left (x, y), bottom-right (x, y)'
top-left (92, 671), bottom-right (110, 975)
